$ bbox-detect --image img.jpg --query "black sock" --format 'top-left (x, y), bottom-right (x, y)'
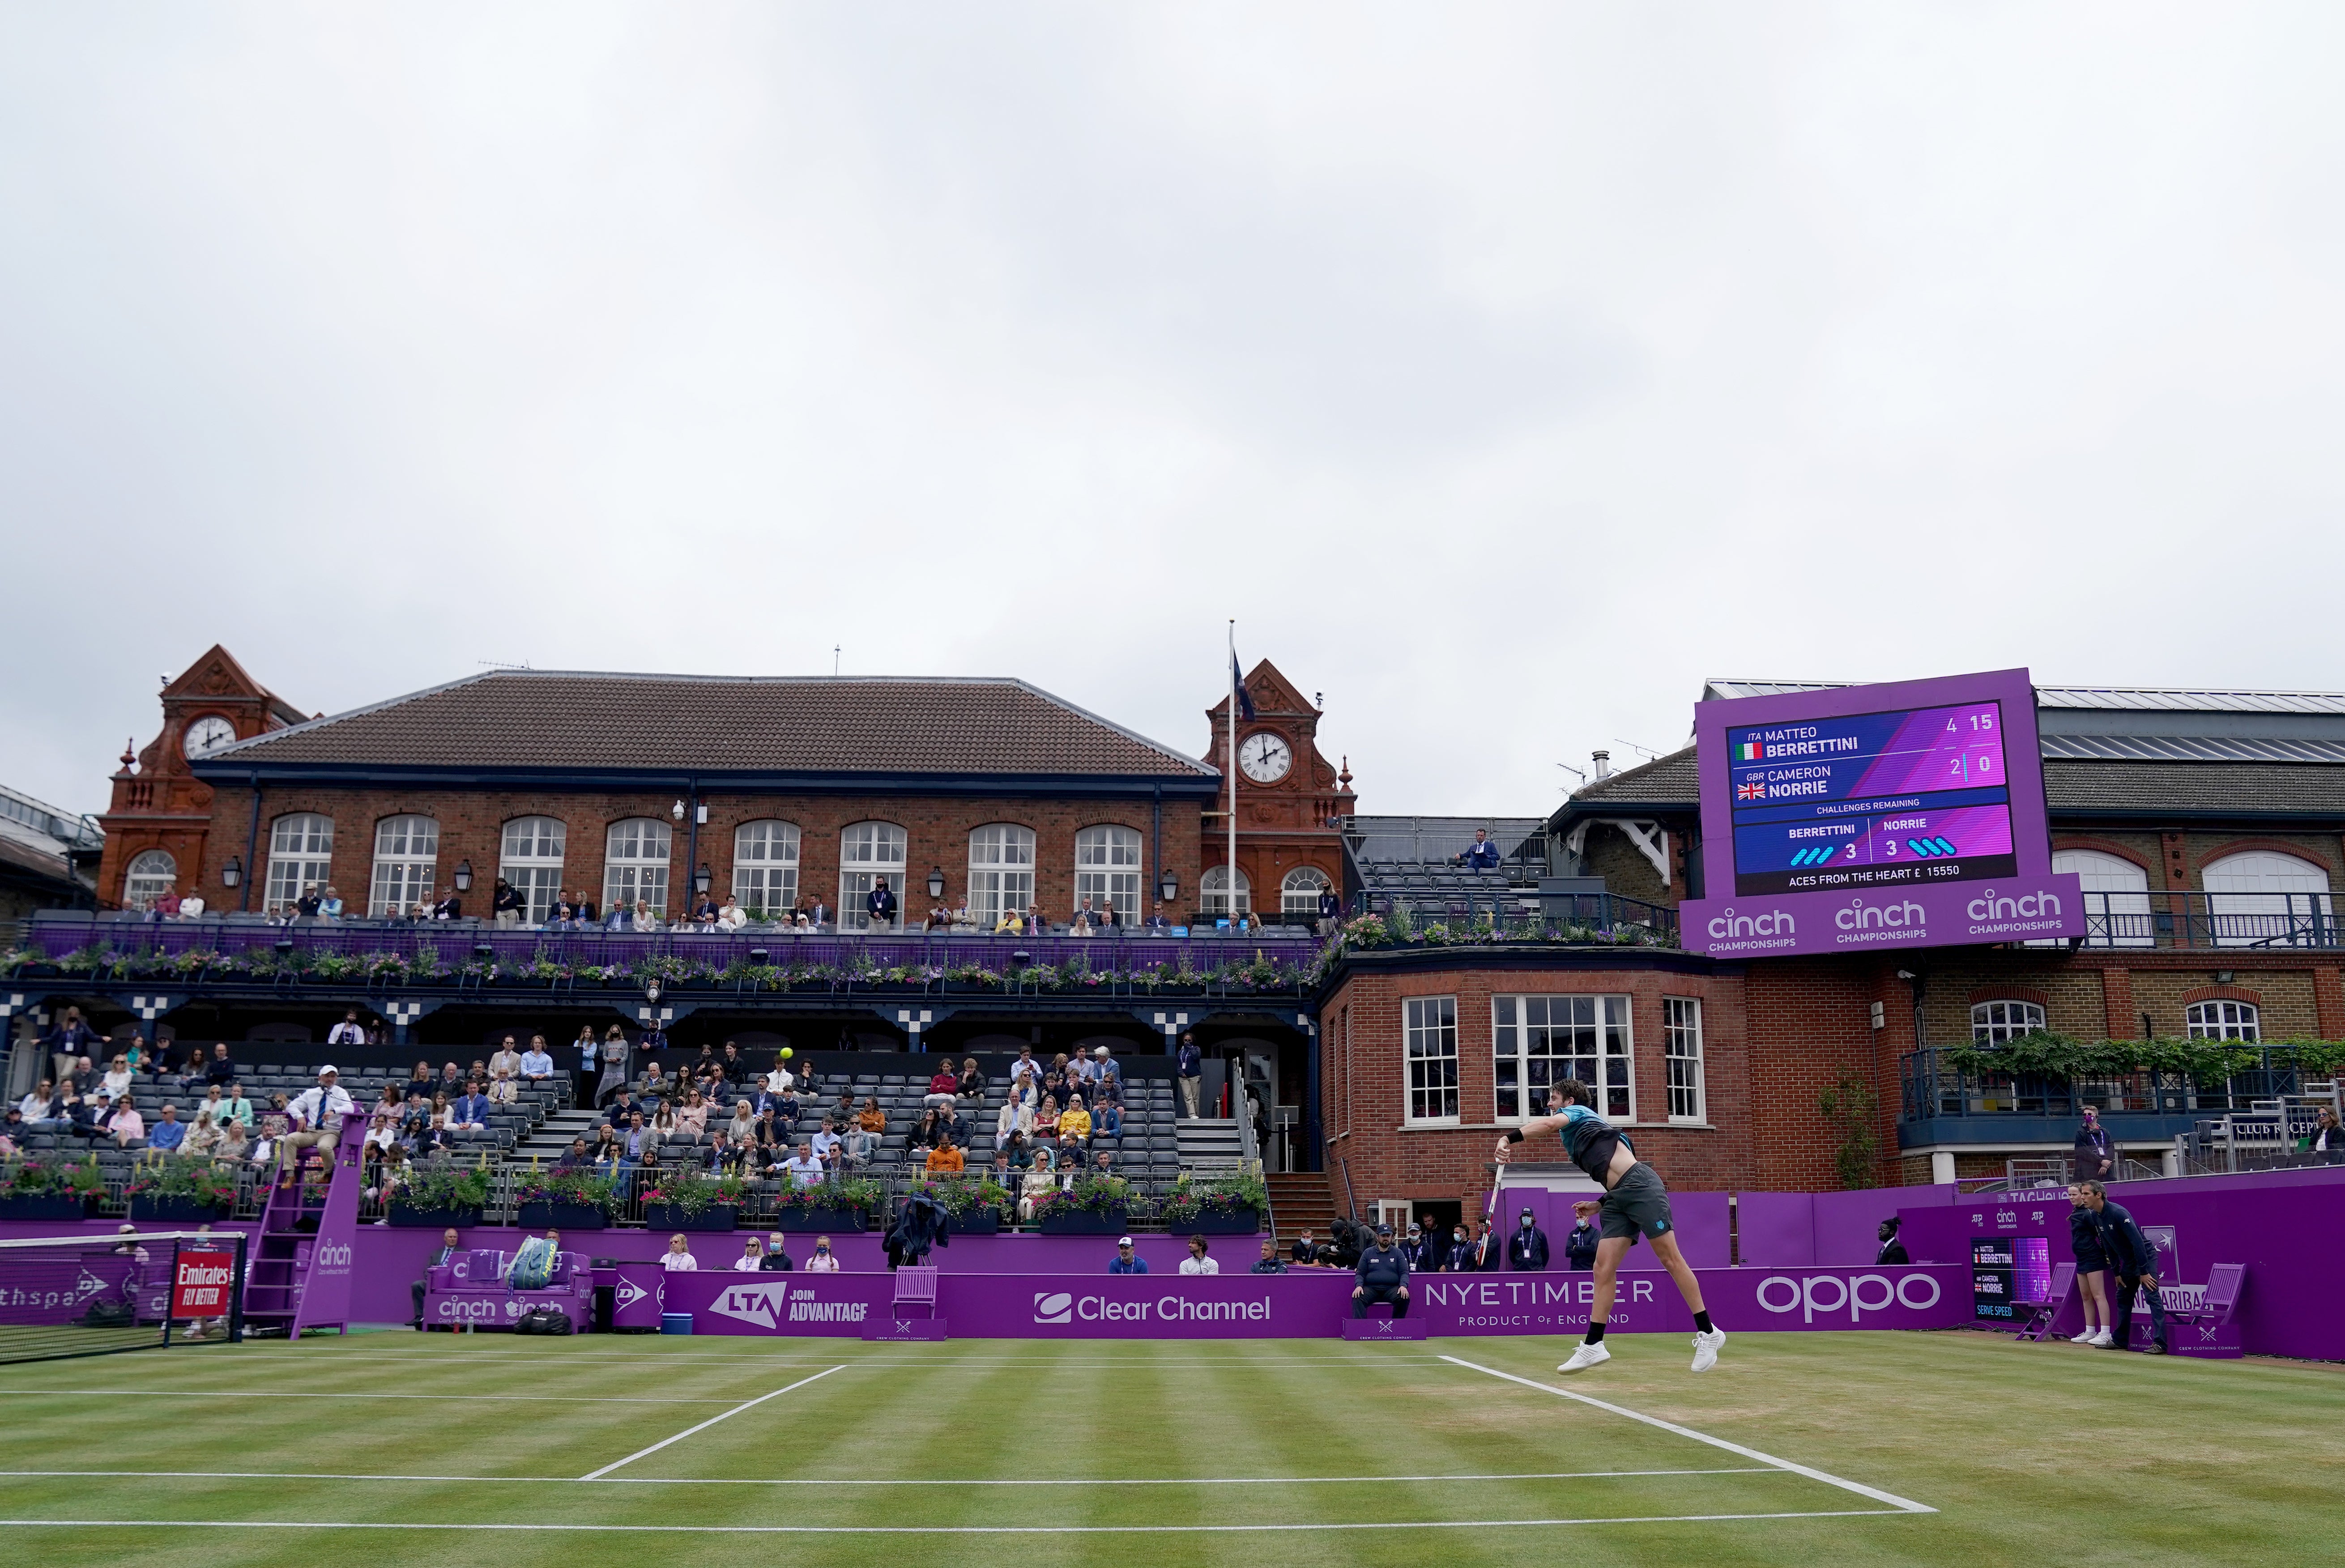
top-left (1694, 1311), bottom-right (1714, 1335)
top-left (1585, 1323), bottom-right (1605, 1344)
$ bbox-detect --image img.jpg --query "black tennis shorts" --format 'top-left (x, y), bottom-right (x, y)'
top-left (1599, 1162), bottom-right (1674, 1242)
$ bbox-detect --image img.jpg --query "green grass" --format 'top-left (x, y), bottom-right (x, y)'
top-left (0, 1329), bottom-right (2333, 1566)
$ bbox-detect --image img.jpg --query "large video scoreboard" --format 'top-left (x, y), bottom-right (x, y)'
top-left (1682, 668), bottom-right (2082, 958)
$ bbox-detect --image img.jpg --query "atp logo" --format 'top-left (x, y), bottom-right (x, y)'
top-left (1033, 1292), bottom-right (1073, 1325)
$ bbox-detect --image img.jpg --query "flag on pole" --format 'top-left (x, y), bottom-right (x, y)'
top-left (1231, 649), bottom-right (1257, 721)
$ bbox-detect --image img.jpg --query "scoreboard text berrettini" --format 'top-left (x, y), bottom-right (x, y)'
top-left (1728, 699), bottom-right (2018, 895)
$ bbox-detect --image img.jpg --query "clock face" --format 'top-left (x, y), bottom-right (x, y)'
top-left (183, 716), bottom-right (237, 759)
top-left (1238, 732), bottom-right (1292, 784)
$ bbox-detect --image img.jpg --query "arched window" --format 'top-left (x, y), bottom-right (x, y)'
top-left (838, 822), bottom-right (908, 931)
top-left (604, 818), bottom-right (673, 916)
top-left (1281, 865), bottom-right (1332, 918)
top-left (122, 850), bottom-right (177, 908)
top-left (1970, 1000), bottom-right (2047, 1044)
top-left (1074, 825), bottom-right (1142, 926)
top-left (732, 821), bottom-right (801, 919)
top-left (264, 813), bottom-right (333, 913)
top-left (968, 824), bottom-right (1037, 929)
top-left (1201, 864), bottom-right (1250, 917)
top-left (368, 816), bottom-right (439, 916)
top-left (2186, 999), bottom-right (2260, 1041)
top-left (2203, 851), bottom-right (2334, 947)
top-left (500, 817), bottom-right (567, 923)
top-left (2052, 849), bottom-right (2153, 948)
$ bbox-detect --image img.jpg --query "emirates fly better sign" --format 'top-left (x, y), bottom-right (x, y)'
top-left (171, 1250), bottom-right (234, 1318)
top-left (1680, 668), bottom-right (2082, 957)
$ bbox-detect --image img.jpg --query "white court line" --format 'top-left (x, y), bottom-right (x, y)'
top-left (578, 1366), bottom-right (844, 1481)
top-left (1439, 1355), bottom-right (1937, 1515)
top-left (0, 1511), bottom-right (1916, 1535)
top-left (0, 1466), bottom-right (1781, 1487)
top-left (0, 1391), bottom-right (734, 1404)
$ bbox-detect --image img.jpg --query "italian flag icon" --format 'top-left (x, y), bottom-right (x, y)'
top-left (1737, 741), bottom-right (1764, 761)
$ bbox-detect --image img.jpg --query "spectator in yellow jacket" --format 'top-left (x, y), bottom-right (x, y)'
top-left (1058, 1095), bottom-right (1093, 1154)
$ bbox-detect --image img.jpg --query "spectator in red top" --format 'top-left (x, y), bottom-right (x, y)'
top-left (924, 1066), bottom-right (959, 1110)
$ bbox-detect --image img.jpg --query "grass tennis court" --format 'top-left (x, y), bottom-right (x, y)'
top-left (0, 1329), bottom-right (2333, 1566)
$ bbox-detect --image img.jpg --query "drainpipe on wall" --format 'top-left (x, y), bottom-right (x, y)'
top-left (240, 776), bottom-right (262, 913)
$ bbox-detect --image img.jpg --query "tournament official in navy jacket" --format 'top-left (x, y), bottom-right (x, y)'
top-left (1508, 1207), bottom-right (1551, 1270)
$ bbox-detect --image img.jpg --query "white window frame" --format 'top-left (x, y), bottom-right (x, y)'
top-left (1074, 824), bottom-right (1143, 927)
top-left (968, 824), bottom-right (1037, 929)
top-left (604, 818), bottom-right (673, 917)
top-left (1201, 864), bottom-right (1250, 916)
top-left (1492, 993), bottom-right (1634, 1123)
top-left (731, 820), bottom-right (801, 919)
top-left (1403, 995), bottom-right (1459, 1125)
top-left (367, 816), bottom-right (439, 916)
top-left (122, 850), bottom-right (177, 909)
top-left (1970, 999), bottom-right (2047, 1044)
top-left (499, 817), bottom-right (567, 923)
top-left (1663, 996), bottom-right (1705, 1124)
top-left (1281, 865), bottom-right (1331, 919)
top-left (839, 821), bottom-right (908, 931)
top-left (2203, 851), bottom-right (2334, 948)
top-left (2186, 999), bottom-right (2260, 1041)
top-left (264, 813), bottom-right (334, 914)
top-left (2050, 849), bottom-right (2154, 948)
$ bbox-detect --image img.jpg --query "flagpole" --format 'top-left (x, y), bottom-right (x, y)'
top-left (1227, 619), bottom-right (1238, 928)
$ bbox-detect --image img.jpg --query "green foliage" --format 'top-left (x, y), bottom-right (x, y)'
top-left (640, 1165), bottom-right (747, 1215)
top-left (395, 1158), bottom-right (492, 1212)
top-left (1155, 1171), bottom-right (1267, 1226)
top-left (1816, 1072), bottom-right (1880, 1191)
top-left (124, 1156), bottom-right (239, 1206)
top-left (1941, 1030), bottom-right (2277, 1083)
top-left (916, 1173), bottom-right (1011, 1216)
top-left (515, 1166), bottom-right (625, 1214)
top-left (773, 1175), bottom-right (882, 1214)
top-left (0, 1156), bottom-right (104, 1199)
top-left (1030, 1172), bottom-right (1129, 1217)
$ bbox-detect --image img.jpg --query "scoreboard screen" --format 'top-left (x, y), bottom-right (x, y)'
top-left (1728, 699), bottom-right (2018, 896)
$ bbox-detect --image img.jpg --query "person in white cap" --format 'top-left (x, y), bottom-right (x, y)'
top-left (279, 1065), bottom-right (354, 1180)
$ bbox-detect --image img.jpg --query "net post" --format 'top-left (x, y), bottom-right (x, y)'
top-left (228, 1230), bottom-right (247, 1345)
top-left (164, 1239), bottom-right (179, 1347)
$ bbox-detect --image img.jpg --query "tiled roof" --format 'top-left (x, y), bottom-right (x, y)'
top-left (2043, 760), bottom-right (2345, 816)
top-left (1566, 747), bottom-right (1698, 808)
top-left (199, 672), bottom-right (1217, 781)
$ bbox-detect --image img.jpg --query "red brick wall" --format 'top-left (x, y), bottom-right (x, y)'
top-left (193, 787), bottom-right (1202, 919)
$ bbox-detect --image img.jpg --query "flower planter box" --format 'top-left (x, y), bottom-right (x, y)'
top-left (128, 1195), bottom-right (233, 1223)
top-left (516, 1201), bottom-right (608, 1231)
top-left (1186, 1208), bottom-right (1262, 1236)
top-left (645, 1203), bottom-right (737, 1233)
top-left (385, 1203), bottom-right (484, 1229)
top-left (0, 1194), bottom-right (99, 1222)
top-left (942, 1207), bottom-right (1000, 1236)
top-left (771, 1206), bottom-right (869, 1233)
top-left (1036, 1207), bottom-right (1128, 1236)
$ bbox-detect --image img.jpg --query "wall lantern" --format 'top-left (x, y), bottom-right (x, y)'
top-left (221, 856), bottom-right (242, 890)
top-left (927, 866), bottom-right (947, 899)
top-left (694, 865), bottom-right (712, 896)
top-left (1158, 869), bottom-right (1179, 903)
top-left (452, 861), bottom-right (474, 893)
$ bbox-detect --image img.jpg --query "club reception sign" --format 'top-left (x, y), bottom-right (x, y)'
top-left (1681, 668), bottom-right (2083, 957)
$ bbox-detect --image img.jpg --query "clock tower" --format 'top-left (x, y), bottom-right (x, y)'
top-left (1201, 659), bottom-right (1355, 922)
top-left (94, 646), bottom-right (307, 910)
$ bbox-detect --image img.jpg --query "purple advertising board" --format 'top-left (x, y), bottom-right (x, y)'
top-left (1680, 667), bottom-right (2082, 957)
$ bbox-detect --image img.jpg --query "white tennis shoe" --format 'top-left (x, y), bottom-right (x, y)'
top-left (2067, 1329), bottom-right (2098, 1343)
top-left (1557, 1342), bottom-right (1611, 1374)
top-left (1690, 1328), bottom-right (1727, 1372)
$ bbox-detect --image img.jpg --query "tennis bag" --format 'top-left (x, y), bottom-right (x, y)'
top-left (78, 1301), bottom-right (137, 1329)
top-left (512, 1305), bottom-right (573, 1336)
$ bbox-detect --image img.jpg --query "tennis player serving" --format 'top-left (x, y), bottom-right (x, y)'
top-left (1496, 1078), bottom-right (1726, 1374)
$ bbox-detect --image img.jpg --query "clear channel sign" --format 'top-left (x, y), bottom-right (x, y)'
top-left (1680, 668), bottom-right (2082, 957)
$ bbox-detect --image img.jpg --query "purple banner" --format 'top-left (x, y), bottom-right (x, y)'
top-left (1681, 667), bottom-right (2081, 957)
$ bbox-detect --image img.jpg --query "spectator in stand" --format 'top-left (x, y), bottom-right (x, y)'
top-left (866, 877), bottom-right (898, 931)
top-left (1180, 1235), bottom-right (1218, 1275)
top-left (556, 1136), bottom-right (593, 1169)
top-left (405, 1059), bottom-right (435, 1099)
top-left (488, 1068), bottom-right (519, 1108)
top-left (104, 1094), bottom-right (145, 1147)
top-left (1251, 1238), bottom-right (1288, 1274)
top-left (1317, 884), bottom-right (1343, 935)
top-left (1508, 1206), bottom-right (1551, 1271)
top-left (624, 1111), bottom-right (654, 1160)
top-left (217, 1081), bottom-right (253, 1129)
top-left (856, 1096), bottom-right (886, 1136)
top-left (839, 1115), bottom-right (876, 1171)
top-left (925, 899), bottom-right (952, 931)
top-left (438, 1062), bottom-right (465, 1093)
top-left (2073, 1107), bottom-right (2115, 1183)
top-left (924, 1064), bottom-right (959, 1110)
top-left (488, 1036), bottom-right (524, 1082)
top-left (956, 1058), bottom-right (985, 1102)
top-left (2310, 1106), bottom-right (2345, 1160)
top-left (805, 1236), bottom-right (841, 1272)
top-left (1108, 1236), bottom-right (1148, 1274)
top-left (724, 1101), bottom-right (758, 1148)
top-left (677, 1087), bottom-right (710, 1145)
top-left (430, 888), bottom-right (462, 920)
top-left (99, 1056), bottom-right (133, 1103)
top-left (661, 1234), bottom-right (699, 1272)
top-left (1457, 829), bottom-right (1501, 871)
top-left (596, 1027), bottom-right (633, 1108)
top-left (1290, 1230), bottom-right (1323, 1267)
top-left (218, 1119), bottom-right (251, 1164)
top-left (44, 1009), bottom-right (102, 1085)
top-left (993, 906), bottom-right (1024, 935)
top-left (147, 1102), bottom-right (187, 1153)
top-left (491, 877), bottom-right (524, 928)
top-left (781, 1142), bottom-right (826, 1188)
top-left (450, 1082), bottom-right (491, 1132)
top-left (1033, 1094), bottom-right (1061, 1152)
top-left (1353, 1223), bottom-right (1411, 1319)
top-left (759, 1232), bottom-right (795, 1270)
top-left (186, 1109), bottom-right (225, 1158)
top-left (1058, 1094), bottom-right (1092, 1158)
top-left (1024, 902), bottom-right (1048, 934)
top-left (1143, 901), bottom-right (1172, 932)
top-left (733, 1236), bottom-right (767, 1271)
top-left (328, 1010), bottom-right (368, 1047)
top-left (631, 897), bottom-right (660, 933)
top-left (926, 1133), bottom-right (965, 1175)
top-left (996, 1092), bottom-right (1034, 1147)
top-left (18, 1081), bottom-right (60, 1131)
top-left (718, 1042), bottom-right (749, 1086)
top-left (1176, 1032), bottom-right (1203, 1119)
top-left (1565, 1212), bottom-right (1599, 1271)
top-left (812, 1118), bottom-right (845, 1167)
top-left (571, 1027), bottom-right (599, 1106)
top-left (706, 1129), bottom-right (749, 1175)
top-left (319, 885), bottom-right (345, 919)
top-left (411, 1228), bottom-right (461, 1329)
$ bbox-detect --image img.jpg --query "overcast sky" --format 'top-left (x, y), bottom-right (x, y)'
top-left (5, 4), bottom-right (2342, 823)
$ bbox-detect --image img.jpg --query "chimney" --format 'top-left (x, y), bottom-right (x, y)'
top-left (1592, 750), bottom-right (1612, 780)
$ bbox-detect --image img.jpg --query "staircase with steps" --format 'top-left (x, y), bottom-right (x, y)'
top-left (515, 1108), bottom-right (603, 1164)
top-left (1266, 1171), bottom-right (1340, 1249)
top-left (1177, 1116), bottom-right (1243, 1176)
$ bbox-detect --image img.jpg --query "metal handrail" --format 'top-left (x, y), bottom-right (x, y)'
top-left (1899, 1045), bottom-right (2313, 1122)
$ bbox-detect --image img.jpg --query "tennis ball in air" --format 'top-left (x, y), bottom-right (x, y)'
top-left (779, 1047), bottom-right (794, 1060)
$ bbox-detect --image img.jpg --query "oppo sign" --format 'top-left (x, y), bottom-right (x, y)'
top-left (1755, 1273), bottom-right (1941, 1323)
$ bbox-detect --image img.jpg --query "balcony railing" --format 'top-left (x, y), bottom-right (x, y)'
top-left (2065, 890), bottom-right (2341, 950)
top-left (1349, 891), bottom-right (1679, 946)
top-left (1899, 1044), bottom-right (2318, 1123)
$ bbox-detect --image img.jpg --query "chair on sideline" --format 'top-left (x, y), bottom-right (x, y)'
top-left (2014, 1261), bottom-right (2076, 1343)
top-left (2168, 1263), bottom-right (2247, 1336)
top-left (891, 1265), bottom-right (940, 1320)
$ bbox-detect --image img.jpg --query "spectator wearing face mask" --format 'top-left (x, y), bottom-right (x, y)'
top-left (1565, 1212), bottom-right (1601, 1271)
top-left (1509, 1206), bottom-right (1551, 1270)
top-left (804, 1236), bottom-right (840, 1272)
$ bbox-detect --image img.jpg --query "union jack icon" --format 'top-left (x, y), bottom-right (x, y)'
top-left (1737, 781), bottom-right (1765, 800)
